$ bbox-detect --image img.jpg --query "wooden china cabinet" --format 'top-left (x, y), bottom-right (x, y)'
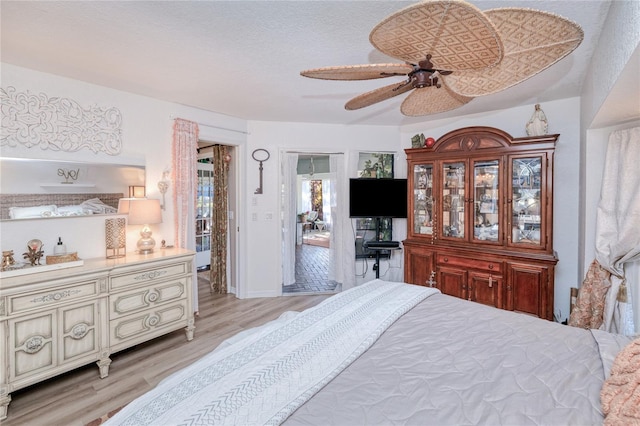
top-left (404, 127), bottom-right (558, 320)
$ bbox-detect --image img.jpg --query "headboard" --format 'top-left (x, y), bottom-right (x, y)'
top-left (0, 193), bottom-right (124, 220)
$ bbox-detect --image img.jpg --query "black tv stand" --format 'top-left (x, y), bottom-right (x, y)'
top-left (362, 218), bottom-right (401, 279)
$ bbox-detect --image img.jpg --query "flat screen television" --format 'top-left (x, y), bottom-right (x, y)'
top-left (349, 178), bottom-right (408, 218)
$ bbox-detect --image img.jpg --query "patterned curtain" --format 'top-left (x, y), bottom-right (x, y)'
top-left (172, 118), bottom-right (199, 311)
top-left (569, 128), bottom-right (640, 335)
top-left (568, 259), bottom-right (611, 329)
top-left (210, 145), bottom-right (229, 294)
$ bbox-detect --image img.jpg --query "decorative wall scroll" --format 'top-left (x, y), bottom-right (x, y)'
top-left (0, 86), bottom-right (123, 154)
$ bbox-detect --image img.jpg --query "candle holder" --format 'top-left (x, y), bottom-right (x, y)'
top-left (105, 218), bottom-right (126, 258)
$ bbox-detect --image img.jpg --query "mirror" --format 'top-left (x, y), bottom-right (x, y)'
top-left (0, 157), bottom-right (145, 220)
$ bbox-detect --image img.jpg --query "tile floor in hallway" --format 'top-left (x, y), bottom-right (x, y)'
top-left (282, 243), bottom-right (341, 294)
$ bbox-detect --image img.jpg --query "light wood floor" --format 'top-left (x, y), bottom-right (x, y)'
top-left (3, 276), bottom-right (330, 426)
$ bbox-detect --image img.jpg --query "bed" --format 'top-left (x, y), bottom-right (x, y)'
top-left (105, 280), bottom-right (638, 426)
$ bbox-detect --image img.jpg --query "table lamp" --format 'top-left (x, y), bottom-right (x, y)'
top-left (118, 198), bottom-right (162, 254)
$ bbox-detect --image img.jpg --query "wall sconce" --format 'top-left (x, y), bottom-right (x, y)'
top-left (118, 198), bottom-right (163, 254)
top-left (158, 170), bottom-right (170, 210)
top-left (129, 186), bottom-right (146, 198)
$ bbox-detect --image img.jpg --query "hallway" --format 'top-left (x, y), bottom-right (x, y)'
top-left (282, 243), bottom-right (340, 294)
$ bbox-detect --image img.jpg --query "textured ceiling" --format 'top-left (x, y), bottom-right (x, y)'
top-left (0, 1), bottom-right (628, 127)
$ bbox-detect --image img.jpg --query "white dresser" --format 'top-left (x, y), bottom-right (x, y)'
top-left (0, 248), bottom-right (195, 420)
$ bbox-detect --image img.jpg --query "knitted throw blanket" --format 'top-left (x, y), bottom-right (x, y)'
top-left (107, 280), bottom-right (437, 426)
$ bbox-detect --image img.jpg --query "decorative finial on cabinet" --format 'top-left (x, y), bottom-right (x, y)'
top-left (526, 104), bottom-right (548, 136)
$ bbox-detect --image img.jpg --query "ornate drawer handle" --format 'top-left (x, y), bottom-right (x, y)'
top-left (145, 290), bottom-right (160, 304)
top-left (134, 270), bottom-right (168, 281)
top-left (426, 271), bottom-right (436, 287)
top-left (145, 314), bottom-right (160, 328)
top-left (443, 257), bottom-right (448, 262)
top-left (70, 323), bottom-right (90, 340)
top-left (24, 335), bottom-right (46, 354)
top-left (31, 289), bottom-right (82, 304)
top-left (489, 264), bottom-right (494, 269)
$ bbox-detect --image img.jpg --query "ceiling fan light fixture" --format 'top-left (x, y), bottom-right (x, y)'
top-left (413, 71), bottom-right (433, 89)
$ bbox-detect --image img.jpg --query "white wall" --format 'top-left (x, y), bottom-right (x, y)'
top-left (1, 64), bottom-right (247, 262)
top-left (400, 98), bottom-right (582, 321)
top-left (580, 0), bottom-right (640, 129)
top-left (244, 121), bottom-right (401, 297)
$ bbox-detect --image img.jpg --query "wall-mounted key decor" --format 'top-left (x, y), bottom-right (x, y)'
top-left (252, 149), bottom-right (270, 194)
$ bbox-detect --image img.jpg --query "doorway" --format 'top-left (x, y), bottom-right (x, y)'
top-left (282, 153), bottom-right (341, 295)
top-left (197, 142), bottom-right (238, 295)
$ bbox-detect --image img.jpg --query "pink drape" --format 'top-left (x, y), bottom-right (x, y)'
top-left (172, 119), bottom-right (199, 249)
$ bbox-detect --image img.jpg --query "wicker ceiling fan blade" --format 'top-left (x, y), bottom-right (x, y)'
top-left (301, 63), bottom-right (414, 81)
top-left (444, 8), bottom-right (584, 97)
top-left (400, 84), bottom-right (473, 116)
top-left (345, 81), bottom-right (414, 110)
top-left (369, 0), bottom-right (503, 71)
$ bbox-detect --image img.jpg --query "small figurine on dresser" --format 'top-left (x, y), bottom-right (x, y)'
top-left (2, 250), bottom-right (16, 271)
top-left (23, 239), bottom-right (44, 266)
top-left (526, 104), bottom-right (548, 136)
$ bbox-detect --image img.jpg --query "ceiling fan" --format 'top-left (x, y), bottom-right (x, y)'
top-left (300, 0), bottom-right (583, 116)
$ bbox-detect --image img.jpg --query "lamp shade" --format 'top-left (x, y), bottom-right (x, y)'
top-left (126, 199), bottom-right (162, 225)
top-left (117, 198), bottom-right (133, 214)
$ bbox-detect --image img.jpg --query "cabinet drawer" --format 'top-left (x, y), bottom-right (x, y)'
top-left (110, 261), bottom-right (189, 290)
top-left (8, 279), bottom-right (101, 315)
top-left (109, 301), bottom-right (188, 350)
top-left (8, 300), bottom-right (102, 384)
top-left (109, 279), bottom-right (187, 319)
top-left (437, 255), bottom-right (502, 273)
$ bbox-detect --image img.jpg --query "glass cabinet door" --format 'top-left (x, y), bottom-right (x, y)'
top-left (441, 161), bottom-right (465, 239)
top-left (473, 159), bottom-right (500, 242)
top-left (412, 163), bottom-right (434, 236)
top-left (511, 156), bottom-right (543, 246)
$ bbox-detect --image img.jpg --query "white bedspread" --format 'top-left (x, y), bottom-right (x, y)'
top-left (106, 280), bottom-right (437, 426)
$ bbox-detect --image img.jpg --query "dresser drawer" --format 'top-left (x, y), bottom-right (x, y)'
top-left (8, 278), bottom-right (102, 316)
top-left (437, 254), bottom-right (502, 273)
top-left (109, 260), bottom-right (189, 291)
top-left (109, 301), bottom-right (188, 351)
top-left (109, 279), bottom-right (187, 319)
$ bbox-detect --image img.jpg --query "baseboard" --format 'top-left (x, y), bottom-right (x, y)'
top-left (246, 290), bottom-right (281, 298)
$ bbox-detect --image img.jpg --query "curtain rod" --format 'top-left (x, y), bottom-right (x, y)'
top-left (170, 115), bottom-right (250, 135)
